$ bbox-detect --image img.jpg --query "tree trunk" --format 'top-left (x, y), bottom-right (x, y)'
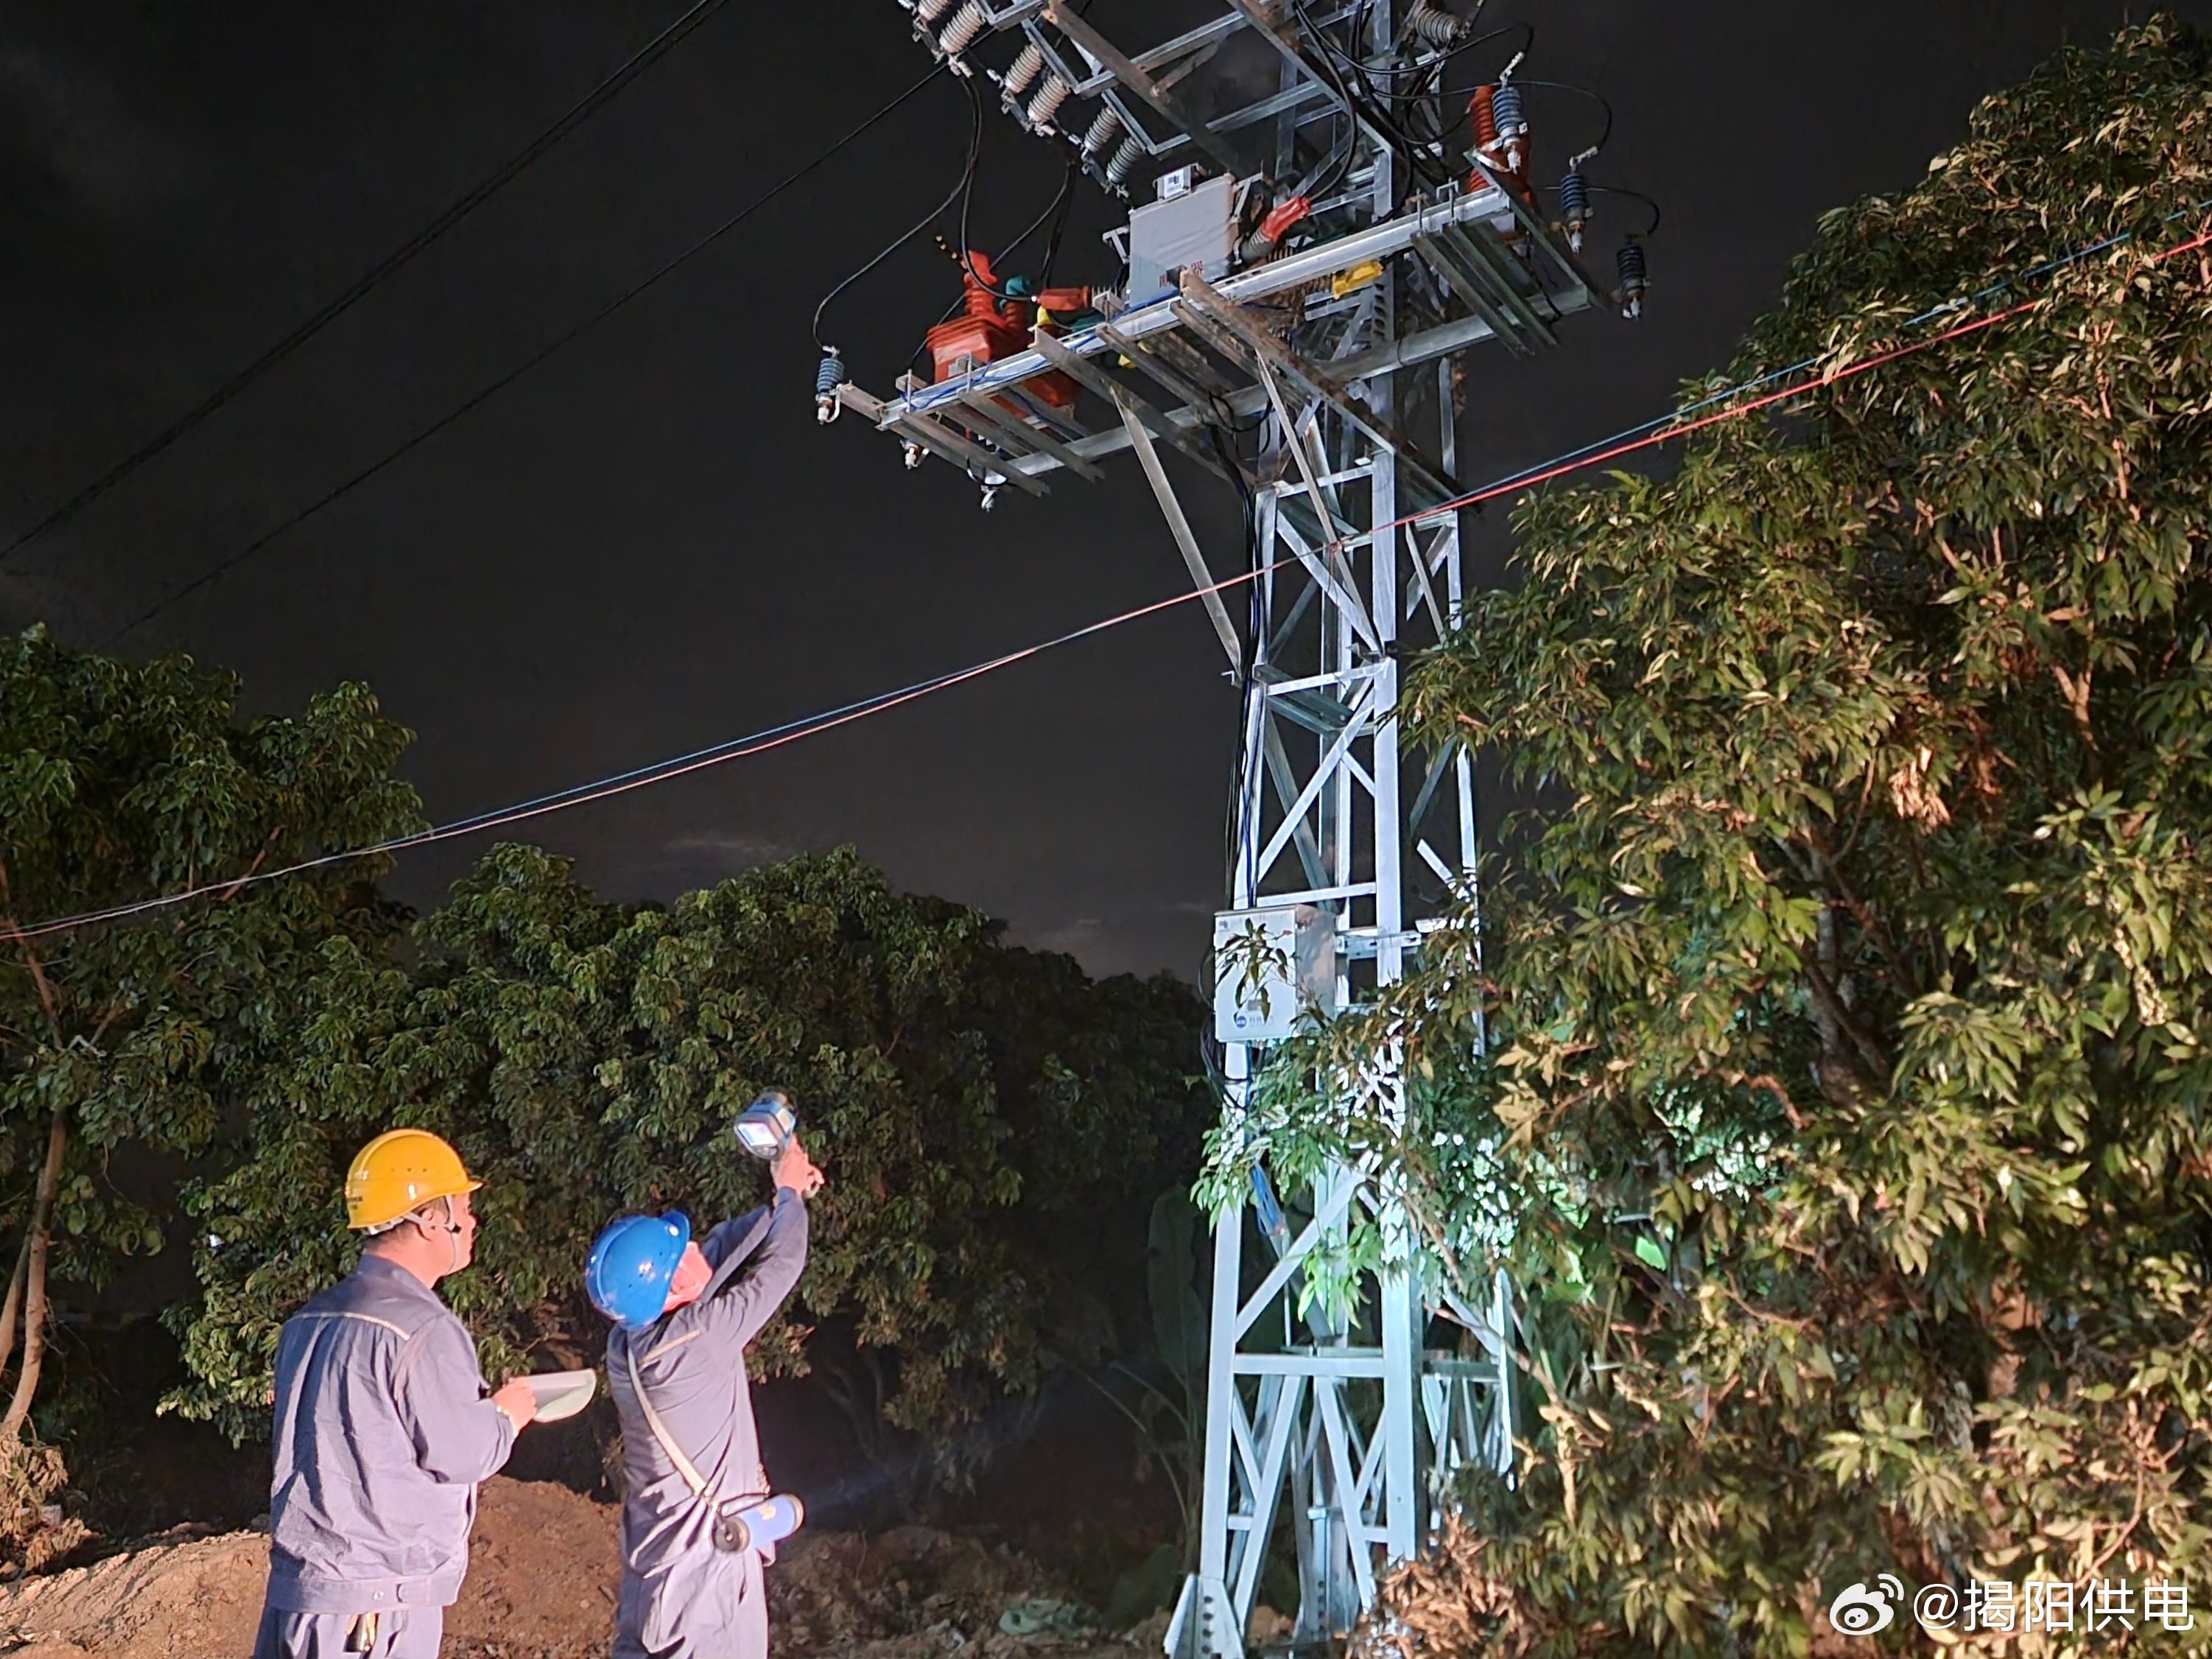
top-left (1, 1113), bottom-right (69, 1446)
top-left (0, 1237), bottom-right (32, 1388)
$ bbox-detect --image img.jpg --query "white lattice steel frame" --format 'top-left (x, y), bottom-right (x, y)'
top-left (833, 3), bottom-right (1612, 1649)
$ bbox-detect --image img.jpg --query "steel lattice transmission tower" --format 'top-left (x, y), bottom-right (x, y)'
top-left (827, 3), bottom-right (1629, 1651)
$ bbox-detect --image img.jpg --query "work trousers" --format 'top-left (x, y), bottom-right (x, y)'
top-left (252, 1606), bottom-right (444, 1659)
top-left (614, 1544), bottom-right (768, 1659)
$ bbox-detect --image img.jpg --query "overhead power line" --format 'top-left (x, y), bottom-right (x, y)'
top-left (17, 211), bottom-right (2206, 944)
top-left (1373, 197), bottom-right (2212, 547)
top-left (36, 578), bottom-right (1263, 941)
top-left (104, 63), bottom-right (950, 648)
top-left (1, 0), bottom-right (744, 567)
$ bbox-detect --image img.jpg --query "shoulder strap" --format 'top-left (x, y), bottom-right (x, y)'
top-left (622, 1336), bottom-right (714, 1501)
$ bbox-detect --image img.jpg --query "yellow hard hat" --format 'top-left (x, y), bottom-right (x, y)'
top-left (344, 1129), bottom-right (482, 1232)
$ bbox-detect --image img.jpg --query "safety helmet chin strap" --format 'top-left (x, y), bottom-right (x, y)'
top-left (380, 1194), bottom-right (463, 1274)
top-left (430, 1194), bottom-right (464, 1274)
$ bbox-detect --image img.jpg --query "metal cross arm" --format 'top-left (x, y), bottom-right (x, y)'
top-left (1178, 273), bottom-right (1461, 508)
top-left (892, 407), bottom-right (1053, 497)
top-left (1097, 323), bottom-right (1243, 423)
top-left (867, 180), bottom-right (1518, 430)
top-left (951, 387), bottom-right (1107, 482)
top-left (1029, 331), bottom-right (1247, 489)
top-left (1042, 1), bottom-right (1257, 178)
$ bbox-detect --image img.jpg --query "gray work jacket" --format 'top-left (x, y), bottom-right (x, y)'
top-left (606, 1190), bottom-right (807, 1650)
top-left (264, 1254), bottom-right (517, 1615)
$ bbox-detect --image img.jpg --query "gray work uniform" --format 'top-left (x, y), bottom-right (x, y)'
top-left (608, 1190), bottom-right (808, 1659)
top-left (253, 1252), bottom-right (519, 1659)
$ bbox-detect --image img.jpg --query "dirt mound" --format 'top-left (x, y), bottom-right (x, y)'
top-left (0, 1526), bottom-right (264, 1659)
top-left (438, 1478), bottom-right (622, 1659)
top-left (0, 1480), bottom-right (1153, 1659)
top-left (0, 1481), bottom-right (617, 1659)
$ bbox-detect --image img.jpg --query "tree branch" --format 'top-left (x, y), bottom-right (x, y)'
top-left (1802, 828), bottom-right (1921, 1000)
top-left (1, 1112), bottom-right (71, 1445)
top-left (0, 1239), bottom-right (29, 1389)
top-left (1726, 1071), bottom-right (1808, 1132)
top-left (0, 855), bottom-right (67, 1046)
top-left (214, 825), bottom-right (287, 905)
top-left (1802, 955), bottom-right (1891, 1079)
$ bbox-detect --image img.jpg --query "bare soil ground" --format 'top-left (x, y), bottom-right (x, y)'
top-left (0, 1479), bottom-right (1163, 1659)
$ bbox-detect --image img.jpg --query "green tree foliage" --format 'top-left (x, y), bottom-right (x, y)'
top-left (170, 841), bottom-right (1209, 1483)
top-left (1208, 23), bottom-right (2212, 1655)
top-left (0, 628), bottom-right (418, 1519)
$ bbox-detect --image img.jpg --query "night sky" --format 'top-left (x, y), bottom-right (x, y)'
top-left (1, 1), bottom-right (2197, 981)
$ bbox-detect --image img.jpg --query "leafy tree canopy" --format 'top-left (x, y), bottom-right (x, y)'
top-left (171, 841), bottom-right (1209, 1481)
top-left (0, 627), bottom-right (417, 1508)
top-left (1208, 22), bottom-right (2212, 1655)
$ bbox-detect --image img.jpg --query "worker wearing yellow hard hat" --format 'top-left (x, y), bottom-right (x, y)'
top-left (343, 1126), bottom-right (482, 1234)
top-left (254, 1130), bottom-right (541, 1659)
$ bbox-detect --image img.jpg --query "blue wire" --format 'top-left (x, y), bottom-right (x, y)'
top-left (408, 678), bottom-right (942, 841)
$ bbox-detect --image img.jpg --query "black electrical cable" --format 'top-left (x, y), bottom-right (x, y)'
top-left (1587, 183), bottom-right (1662, 236)
top-left (1347, 18), bottom-right (1531, 88)
top-left (814, 68), bottom-right (984, 351)
top-left (1290, 3), bottom-right (1405, 162)
top-left (103, 63), bottom-right (948, 646)
top-left (1308, 0), bottom-right (1379, 80)
top-left (1288, 0), bottom-right (1451, 192)
top-left (1400, 23), bottom-right (1537, 152)
top-left (1317, 129), bottom-right (1363, 205)
top-left (1036, 164), bottom-right (1080, 287)
top-left (1472, 21), bottom-right (1535, 65)
top-left (991, 163), bottom-right (1078, 273)
top-left (27, 202), bottom-right (2207, 944)
top-left (1290, 124), bottom-right (1360, 209)
top-left (1516, 79), bottom-right (1613, 158)
top-left (909, 158), bottom-right (1082, 378)
top-left (3, 0), bottom-right (747, 569)
top-left (1316, 0), bottom-right (1438, 90)
top-left (952, 77), bottom-right (1033, 302)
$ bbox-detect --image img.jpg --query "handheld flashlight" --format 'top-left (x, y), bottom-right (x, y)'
top-left (713, 1493), bottom-right (805, 1554)
top-left (734, 1090), bottom-right (797, 1161)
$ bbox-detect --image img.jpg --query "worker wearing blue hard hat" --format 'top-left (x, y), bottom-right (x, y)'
top-left (587, 1213), bottom-right (698, 1330)
top-left (589, 1112), bottom-right (824, 1659)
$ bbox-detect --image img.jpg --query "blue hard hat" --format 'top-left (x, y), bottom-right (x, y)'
top-left (586, 1212), bottom-right (692, 1330)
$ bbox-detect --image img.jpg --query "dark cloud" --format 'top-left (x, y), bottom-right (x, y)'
top-left (0, 42), bottom-right (192, 223)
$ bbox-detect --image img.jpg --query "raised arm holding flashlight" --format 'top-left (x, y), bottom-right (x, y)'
top-left (586, 1093), bottom-right (824, 1659)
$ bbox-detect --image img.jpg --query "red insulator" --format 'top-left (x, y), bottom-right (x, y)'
top-left (1466, 83), bottom-right (1531, 245)
top-left (921, 250), bottom-right (1078, 410)
top-left (960, 251), bottom-right (1017, 321)
top-left (1468, 85), bottom-right (1498, 152)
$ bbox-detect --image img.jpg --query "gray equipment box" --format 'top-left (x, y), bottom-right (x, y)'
top-left (1212, 904), bottom-right (1337, 1043)
top-left (1127, 172), bottom-right (1236, 306)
